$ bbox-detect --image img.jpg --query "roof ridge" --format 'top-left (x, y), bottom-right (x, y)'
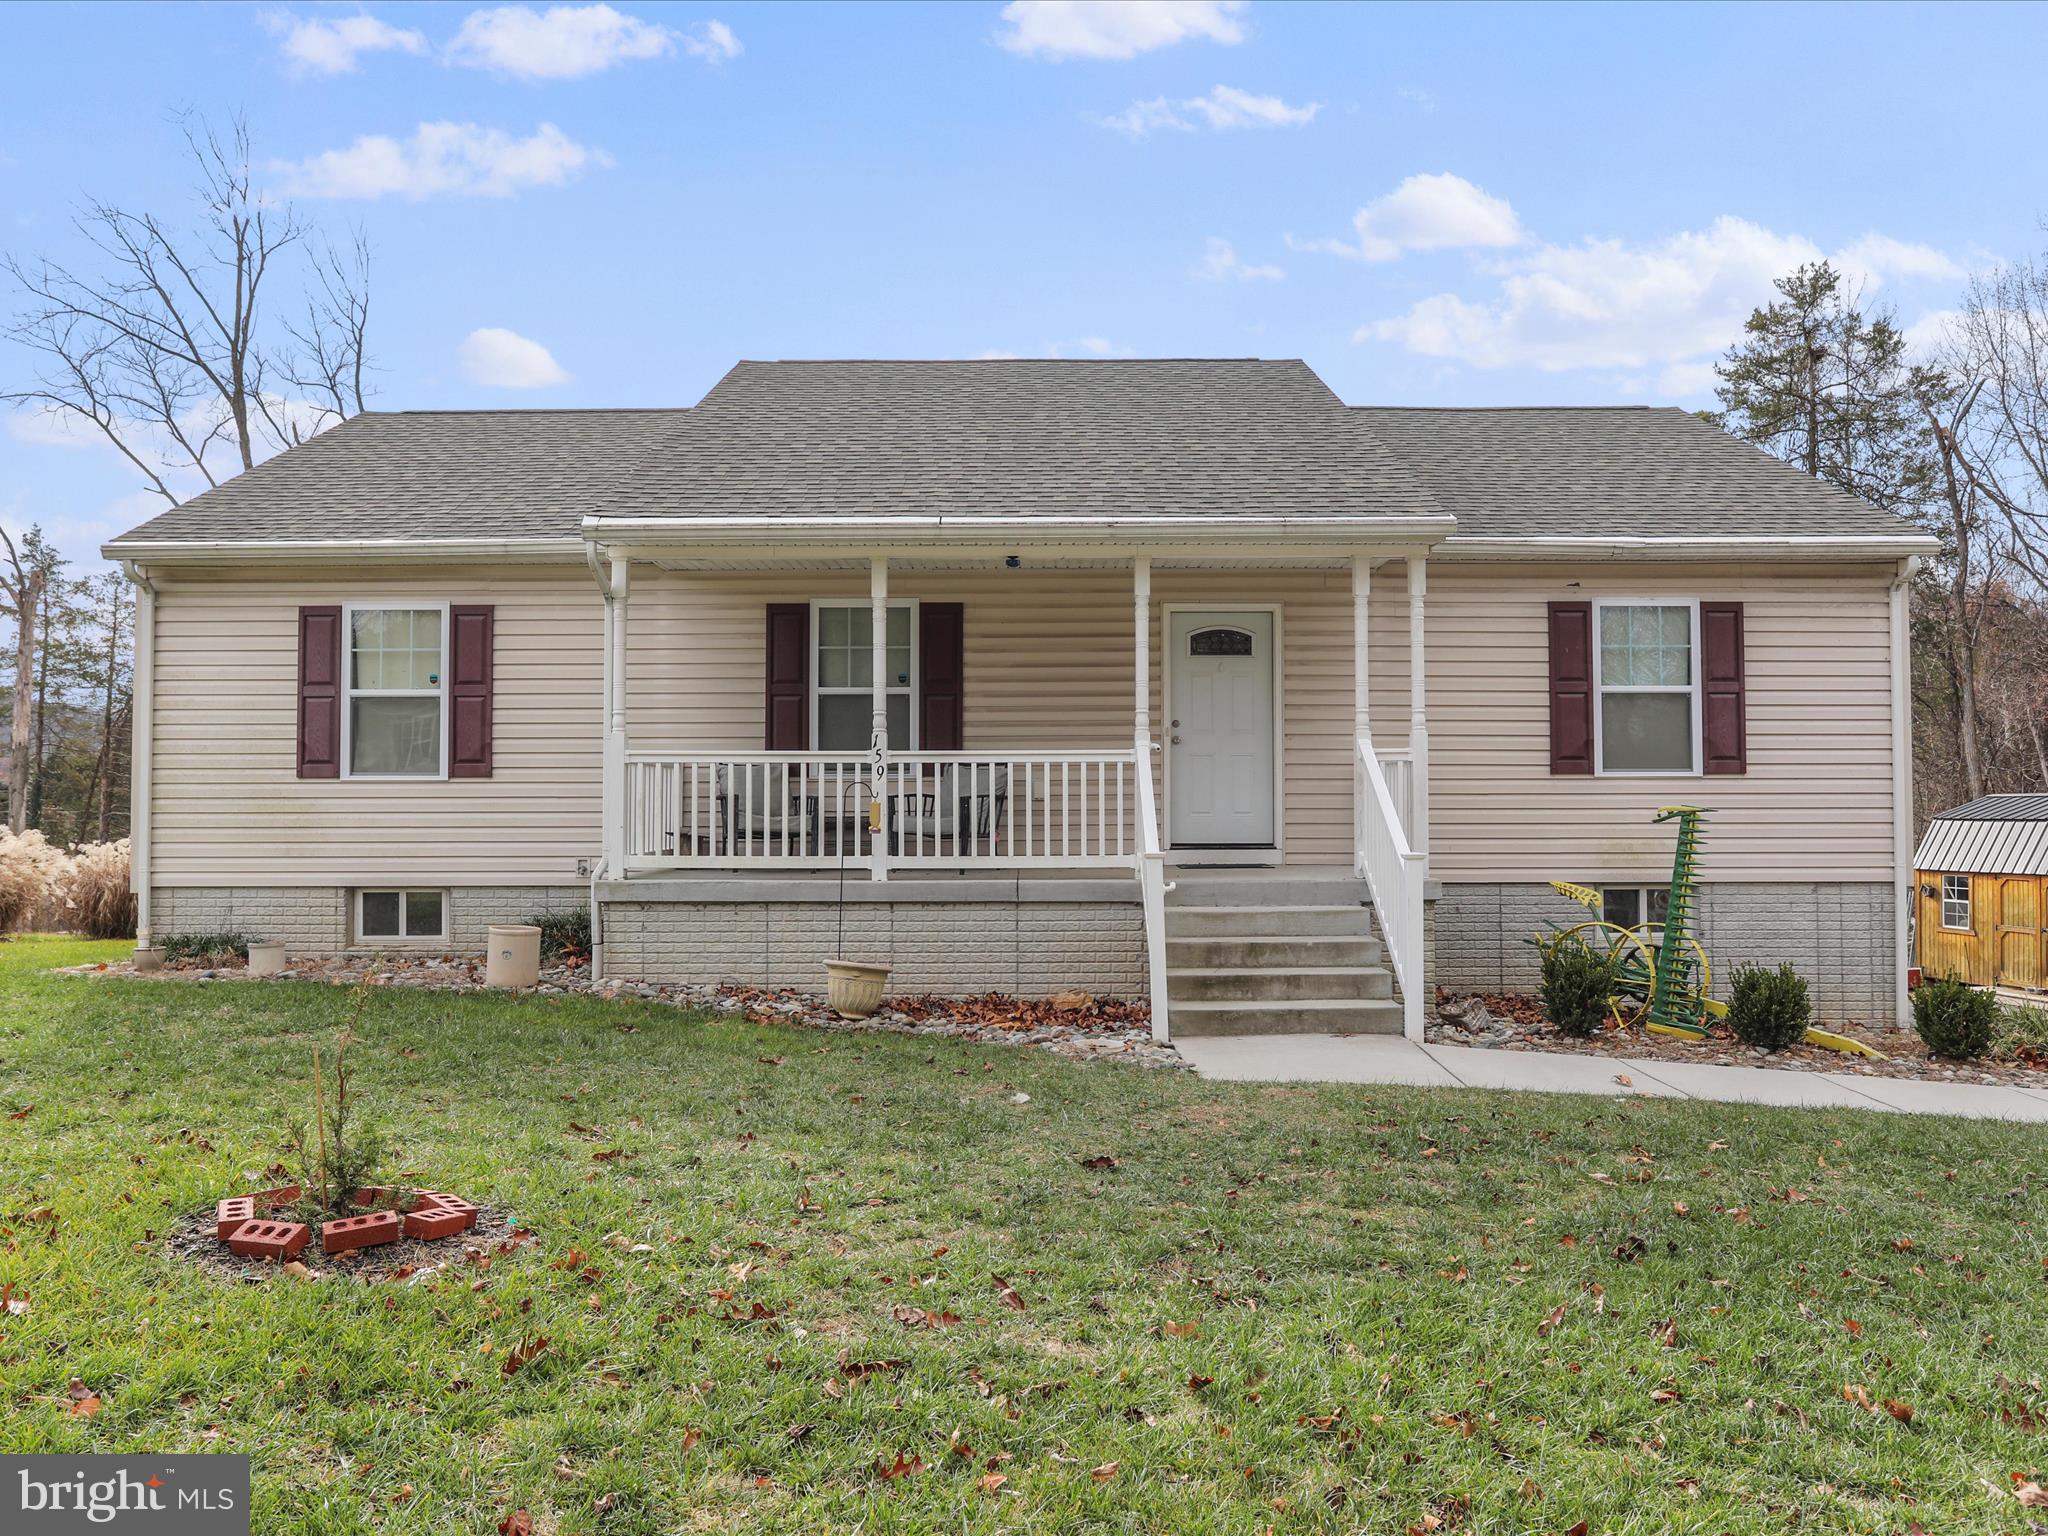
top-left (373, 406), bottom-right (693, 417)
top-left (1351, 404), bottom-right (1655, 413)
top-left (734, 356), bottom-right (1277, 365)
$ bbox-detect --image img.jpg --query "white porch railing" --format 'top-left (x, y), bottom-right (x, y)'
top-left (1355, 736), bottom-right (1427, 1040)
top-left (1377, 747), bottom-right (1417, 846)
top-left (621, 750), bottom-right (1141, 872)
top-left (1134, 741), bottom-right (1170, 1044)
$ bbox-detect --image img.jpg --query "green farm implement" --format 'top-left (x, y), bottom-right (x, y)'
top-left (1545, 805), bottom-right (1883, 1056)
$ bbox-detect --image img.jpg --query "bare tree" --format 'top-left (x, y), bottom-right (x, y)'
top-left (0, 527), bottom-right (52, 833)
top-left (1913, 368), bottom-right (1993, 800)
top-left (3, 114), bottom-right (371, 507)
top-left (1948, 246), bottom-right (2048, 590)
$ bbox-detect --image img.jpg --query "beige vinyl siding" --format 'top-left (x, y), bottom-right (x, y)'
top-left (145, 556), bottom-right (1897, 888)
top-left (150, 564), bottom-right (602, 886)
top-left (1426, 560), bottom-right (1898, 884)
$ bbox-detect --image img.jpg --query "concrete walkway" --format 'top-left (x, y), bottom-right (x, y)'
top-left (1175, 1034), bottom-right (2048, 1122)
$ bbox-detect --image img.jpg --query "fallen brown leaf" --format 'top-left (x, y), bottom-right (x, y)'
top-left (497, 1510), bottom-right (533, 1536)
top-left (992, 1274), bottom-right (1027, 1311)
top-left (1091, 1461), bottom-right (1120, 1482)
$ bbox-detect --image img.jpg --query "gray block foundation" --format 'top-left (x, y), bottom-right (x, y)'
top-left (149, 885), bottom-right (588, 953)
top-left (1431, 880), bottom-right (1898, 1025)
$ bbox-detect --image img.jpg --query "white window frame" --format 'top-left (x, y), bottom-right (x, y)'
top-left (808, 598), bottom-right (920, 753)
top-left (1591, 598), bottom-right (1702, 778)
top-left (1600, 883), bottom-right (1670, 944)
top-left (1940, 874), bottom-right (1972, 932)
top-left (340, 601), bottom-right (450, 781)
top-left (355, 887), bottom-right (449, 945)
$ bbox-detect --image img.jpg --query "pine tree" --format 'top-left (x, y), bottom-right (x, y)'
top-left (1711, 261), bottom-right (1928, 512)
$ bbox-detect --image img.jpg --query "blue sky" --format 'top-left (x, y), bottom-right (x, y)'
top-left (4, 0), bottom-right (2045, 569)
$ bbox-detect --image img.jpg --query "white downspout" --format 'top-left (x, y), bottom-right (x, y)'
top-left (1890, 556), bottom-right (1920, 1029)
top-left (586, 543), bottom-right (614, 979)
top-left (120, 560), bottom-right (157, 951)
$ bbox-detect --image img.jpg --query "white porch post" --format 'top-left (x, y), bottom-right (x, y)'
top-left (1352, 554), bottom-right (1371, 856)
top-left (1406, 552), bottom-right (1429, 864)
top-left (869, 555), bottom-right (890, 882)
top-left (603, 555), bottom-right (630, 880)
top-left (1132, 555), bottom-right (1151, 750)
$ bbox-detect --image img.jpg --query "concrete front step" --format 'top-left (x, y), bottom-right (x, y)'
top-left (1166, 874), bottom-right (1370, 908)
top-left (1166, 934), bottom-right (1384, 969)
top-left (1165, 904), bottom-right (1375, 939)
top-left (1170, 997), bottom-right (1405, 1037)
top-left (1167, 965), bottom-right (1395, 1002)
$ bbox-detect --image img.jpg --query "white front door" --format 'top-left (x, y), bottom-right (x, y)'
top-left (1168, 609), bottom-right (1276, 847)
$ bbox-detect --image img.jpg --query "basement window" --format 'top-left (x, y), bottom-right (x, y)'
top-left (1941, 875), bottom-right (1972, 932)
top-left (358, 889), bottom-right (448, 944)
top-left (1601, 885), bottom-right (1670, 945)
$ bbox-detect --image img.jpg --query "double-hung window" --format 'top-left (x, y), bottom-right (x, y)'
top-left (1940, 874), bottom-right (1972, 931)
top-left (344, 604), bottom-right (447, 778)
top-left (1594, 601), bottom-right (1699, 775)
top-left (812, 601), bottom-right (916, 751)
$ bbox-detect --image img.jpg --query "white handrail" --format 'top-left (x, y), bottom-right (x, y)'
top-left (1355, 736), bottom-right (1426, 1041)
top-left (1134, 741), bottom-right (1171, 1044)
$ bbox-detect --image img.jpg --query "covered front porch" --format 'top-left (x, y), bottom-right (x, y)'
top-left (583, 535), bottom-right (1438, 1038)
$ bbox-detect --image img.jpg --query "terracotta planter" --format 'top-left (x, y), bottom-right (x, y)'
top-left (247, 940), bottom-right (287, 977)
top-left (825, 959), bottom-right (891, 1019)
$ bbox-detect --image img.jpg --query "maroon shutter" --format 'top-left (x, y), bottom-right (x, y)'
top-left (1700, 600), bottom-right (1747, 775)
top-left (448, 604), bottom-right (494, 778)
top-left (765, 603), bottom-right (810, 749)
top-left (1547, 601), bottom-right (1594, 775)
top-left (297, 606), bottom-right (342, 779)
top-left (918, 602), bottom-right (965, 750)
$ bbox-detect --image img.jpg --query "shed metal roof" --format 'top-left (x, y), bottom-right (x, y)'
top-left (1913, 795), bottom-right (2048, 876)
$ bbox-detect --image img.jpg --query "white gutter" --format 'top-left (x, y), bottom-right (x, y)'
top-left (119, 561), bottom-right (157, 950)
top-left (1441, 533), bottom-right (1942, 561)
top-left (581, 513), bottom-right (1459, 546)
top-left (1890, 556), bottom-right (1920, 1029)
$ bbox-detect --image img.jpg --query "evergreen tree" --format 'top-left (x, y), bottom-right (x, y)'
top-left (1712, 261), bottom-right (1928, 512)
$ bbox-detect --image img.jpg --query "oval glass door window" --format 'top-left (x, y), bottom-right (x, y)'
top-left (1188, 627), bottom-right (1254, 657)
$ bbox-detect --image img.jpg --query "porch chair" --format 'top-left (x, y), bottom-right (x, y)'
top-left (715, 762), bottom-right (818, 856)
top-left (890, 763), bottom-right (1009, 855)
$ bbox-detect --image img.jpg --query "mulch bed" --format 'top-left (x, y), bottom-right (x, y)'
top-left (1432, 990), bottom-right (2048, 1088)
top-left (168, 1202), bottom-right (526, 1284)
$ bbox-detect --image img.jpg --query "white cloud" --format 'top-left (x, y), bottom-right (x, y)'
top-left (1194, 237), bottom-right (1282, 282)
top-left (1300, 172), bottom-right (1524, 262)
top-left (261, 11), bottom-right (428, 74)
top-left (1902, 308), bottom-right (1961, 361)
top-left (681, 18), bottom-right (741, 60)
top-left (447, 4), bottom-right (735, 78)
top-left (1099, 83), bottom-right (1318, 137)
top-left (458, 327), bottom-right (570, 388)
top-left (1397, 86), bottom-right (1437, 113)
top-left (1835, 233), bottom-right (1963, 287)
top-left (998, 0), bottom-right (1245, 60)
top-left (1357, 212), bottom-right (1964, 398)
top-left (272, 122), bottom-right (608, 200)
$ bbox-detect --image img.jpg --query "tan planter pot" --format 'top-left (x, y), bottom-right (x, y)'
top-left (132, 946), bottom-right (165, 973)
top-left (247, 940), bottom-right (288, 977)
top-left (825, 959), bottom-right (891, 1019)
top-left (486, 924), bottom-right (542, 989)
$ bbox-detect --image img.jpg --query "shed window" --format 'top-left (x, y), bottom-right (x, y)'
top-left (1940, 874), bottom-right (1972, 932)
top-left (1594, 602), bottom-right (1698, 774)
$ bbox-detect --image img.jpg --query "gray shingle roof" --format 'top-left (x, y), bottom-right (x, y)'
top-left (111, 408), bottom-right (685, 544)
top-left (1355, 405), bottom-right (1926, 542)
top-left (107, 359), bottom-right (1439, 548)
top-left (105, 363), bottom-right (1933, 552)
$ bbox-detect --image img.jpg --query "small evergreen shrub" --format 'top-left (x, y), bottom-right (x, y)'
top-left (159, 932), bottom-right (250, 966)
top-left (1539, 931), bottom-right (1618, 1038)
top-left (1726, 963), bottom-right (1811, 1051)
top-left (526, 907), bottom-right (591, 965)
top-left (1912, 974), bottom-right (1997, 1059)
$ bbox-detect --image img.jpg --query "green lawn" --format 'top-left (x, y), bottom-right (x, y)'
top-left (3, 934), bottom-right (2045, 1534)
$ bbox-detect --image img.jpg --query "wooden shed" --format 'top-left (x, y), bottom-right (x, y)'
top-left (1913, 794), bottom-right (2048, 990)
